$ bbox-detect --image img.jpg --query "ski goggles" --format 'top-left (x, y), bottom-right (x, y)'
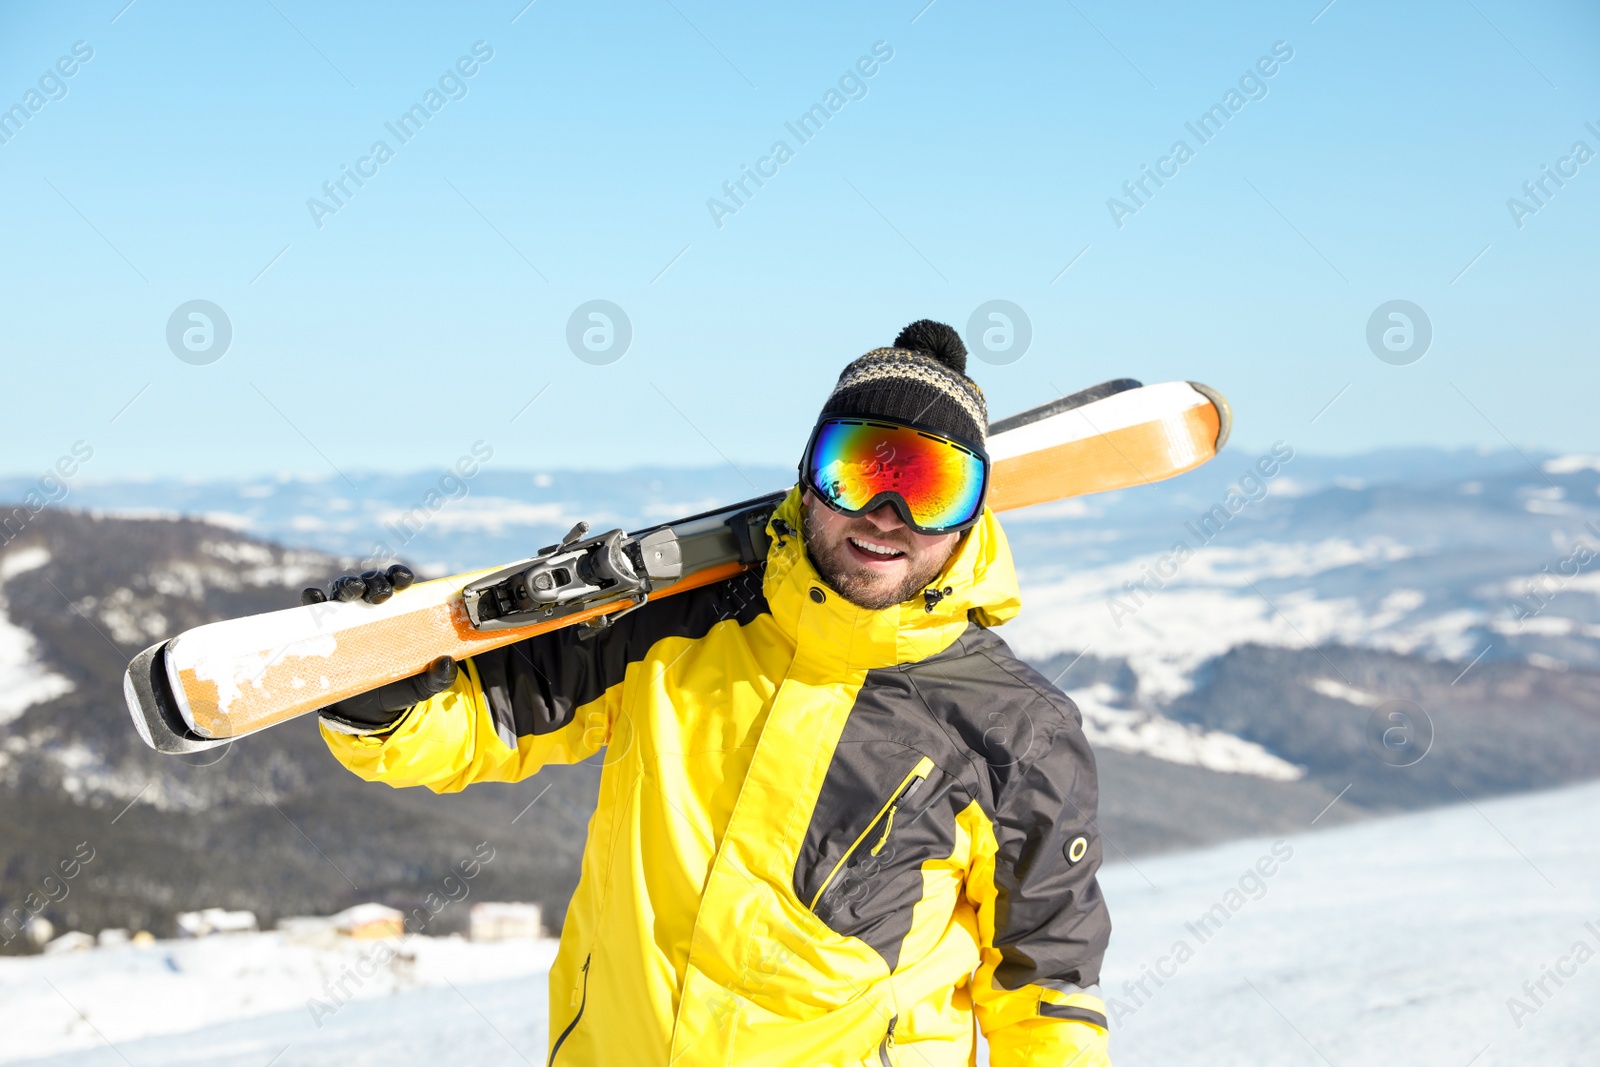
top-left (800, 417), bottom-right (990, 534)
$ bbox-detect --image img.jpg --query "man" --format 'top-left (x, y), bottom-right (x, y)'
top-left (317, 320), bottom-right (1112, 1065)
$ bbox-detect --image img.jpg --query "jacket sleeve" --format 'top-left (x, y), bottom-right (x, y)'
top-left (966, 702), bottom-right (1113, 1066)
top-left (319, 626), bottom-right (618, 793)
top-left (321, 568), bottom-right (768, 793)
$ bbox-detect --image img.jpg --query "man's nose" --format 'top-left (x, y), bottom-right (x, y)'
top-left (861, 502), bottom-right (905, 532)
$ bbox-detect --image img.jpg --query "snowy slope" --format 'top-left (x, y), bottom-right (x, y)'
top-left (0, 935), bottom-right (557, 1064)
top-left (10, 782), bottom-right (1597, 1066)
top-left (0, 547), bottom-right (73, 727)
top-left (1067, 681), bottom-right (1305, 780)
top-left (1096, 779), bottom-right (1600, 1066)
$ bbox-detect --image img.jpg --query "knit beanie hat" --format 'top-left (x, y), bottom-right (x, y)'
top-left (818, 320), bottom-right (988, 450)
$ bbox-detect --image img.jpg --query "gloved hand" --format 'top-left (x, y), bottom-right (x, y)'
top-left (318, 656), bottom-right (460, 735)
top-left (301, 563), bottom-right (416, 606)
top-left (300, 564), bottom-right (444, 734)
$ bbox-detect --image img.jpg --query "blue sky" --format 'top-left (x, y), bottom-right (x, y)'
top-left (1, 0), bottom-right (1596, 480)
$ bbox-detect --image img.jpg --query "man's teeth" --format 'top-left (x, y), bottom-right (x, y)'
top-left (850, 538), bottom-right (903, 558)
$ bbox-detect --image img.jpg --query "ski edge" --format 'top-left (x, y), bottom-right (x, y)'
top-left (124, 640), bottom-right (231, 754)
top-left (1188, 381), bottom-right (1232, 450)
top-left (986, 379), bottom-right (1142, 437)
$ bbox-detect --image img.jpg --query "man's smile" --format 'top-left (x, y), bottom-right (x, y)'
top-left (845, 535), bottom-right (908, 564)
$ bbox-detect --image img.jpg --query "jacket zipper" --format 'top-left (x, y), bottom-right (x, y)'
top-left (547, 953), bottom-right (590, 1066)
top-left (808, 757), bottom-right (934, 911)
top-left (878, 1014), bottom-right (899, 1066)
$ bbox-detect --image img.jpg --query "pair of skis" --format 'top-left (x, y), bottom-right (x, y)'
top-left (125, 379), bottom-right (1230, 754)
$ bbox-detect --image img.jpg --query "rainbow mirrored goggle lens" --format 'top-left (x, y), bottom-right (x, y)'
top-left (802, 418), bottom-right (989, 534)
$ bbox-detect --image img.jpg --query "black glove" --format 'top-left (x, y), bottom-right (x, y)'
top-left (301, 564), bottom-right (416, 607)
top-left (318, 656), bottom-right (459, 735)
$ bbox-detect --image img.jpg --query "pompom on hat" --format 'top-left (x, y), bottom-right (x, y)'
top-left (817, 320), bottom-right (988, 450)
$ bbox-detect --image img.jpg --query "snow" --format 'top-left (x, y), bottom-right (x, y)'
top-left (149, 562), bottom-right (208, 599)
top-left (0, 933), bottom-right (558, 1064)
top-left (0, 547), bottom-right (74, 725)
top-left (1095, 779), bottom-right (1600, 1065)
top-left (201, 541), bottom-right (276, 566)
top-left (1006, 538), bottom-right (1483, 702)
top-left (1520, 486), bottom-right (1571, 515)
top-left (1264, 476), bottom-right (1307, 497)
top-left (0, 547), bottom-right (52, 582)
top-left (1069, 683), bottom-right (1304, 780)
top-left (374, 498), bottom-right (590, 536)
top-left (199, 511), bottom-right (255, 532)
top-left (175, 909), bottom-right (259, 937)
top-left (640, 497), bottom-right (734, 519)
top-left (1543, 454), bottom-right (1600, 474)
top-left (91, 587), bottom-right (169, 645)
top-left (8, 783), bottom-right (1596, 1066)
top-left (85, 507), bottom-right (184, 522)
top-left (1306, 677), bottom-right (1382, 707)
top-left (1498, 615), bottom-right (1578, 637)
top-left (61, 544), bottom-right (335, 652)
top-left (42, 932), bottom-right (95, 955)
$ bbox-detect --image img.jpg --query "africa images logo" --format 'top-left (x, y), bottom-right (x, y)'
top-left (566, 301), bottom-right (633, 366)
top-left (166, 300), bottom-right (233, 365)
top-left (1365, 300), bottom-right (1431, 366)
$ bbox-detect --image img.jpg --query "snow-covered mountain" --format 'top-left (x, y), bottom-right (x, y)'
top-left (1004, 444), bottom-right (1600, 688)
top-left (1, 445), bottom-right (1598, 951)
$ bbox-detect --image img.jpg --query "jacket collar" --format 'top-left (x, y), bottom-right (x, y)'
top-left (761, 487), bottom-right (1021, 675)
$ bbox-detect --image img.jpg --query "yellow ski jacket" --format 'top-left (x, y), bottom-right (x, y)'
top-left (324, 489), bottom-right (1112, 1066)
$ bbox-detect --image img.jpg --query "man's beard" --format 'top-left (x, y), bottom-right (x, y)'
top-left (802, 505), bottom-right (952, 611)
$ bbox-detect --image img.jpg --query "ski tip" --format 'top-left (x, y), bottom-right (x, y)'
top-left (1186, 382), bottom-right (1232, 452)
top-left (124, 640), bottom-right (231, 755)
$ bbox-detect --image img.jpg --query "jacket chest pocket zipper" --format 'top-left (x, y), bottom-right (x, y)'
top-left (809, 757), bottom-right (934, 912)
top-left (878, 1014), bottom-right (899, 1065)
top-left (548, 953), bottom-right (590, 1065)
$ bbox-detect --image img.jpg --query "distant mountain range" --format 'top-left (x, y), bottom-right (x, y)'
top-left (2, 445), bottom-right (1598, 951)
